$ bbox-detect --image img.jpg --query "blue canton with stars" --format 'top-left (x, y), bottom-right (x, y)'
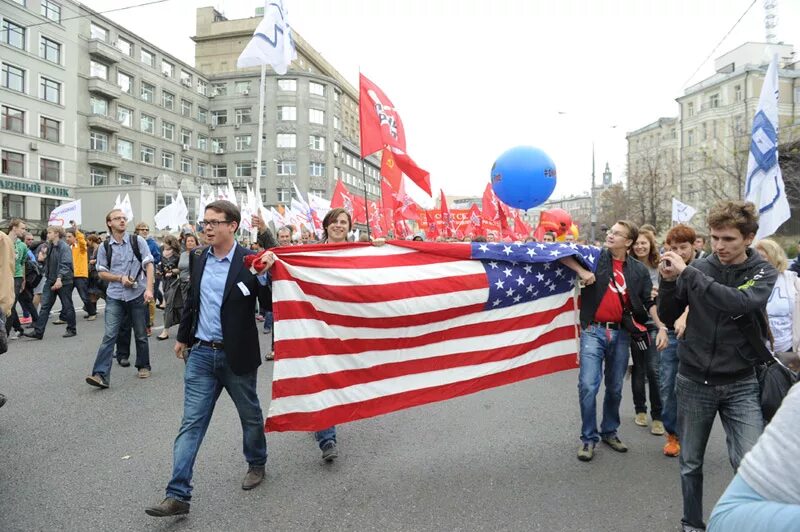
top-left (471, 242), bottom-right (601, 310)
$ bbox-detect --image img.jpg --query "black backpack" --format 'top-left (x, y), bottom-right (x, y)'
top-left (24, 256), bottom-right (42, 289)
top-left (93, 236), bottom-right (145, 299)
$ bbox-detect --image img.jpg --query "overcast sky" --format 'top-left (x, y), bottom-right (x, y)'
top-left (87, 0), bottom-right (799, 205)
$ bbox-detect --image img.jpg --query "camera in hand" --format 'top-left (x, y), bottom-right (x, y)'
top-left (663, 259), bottom-right (672, 267)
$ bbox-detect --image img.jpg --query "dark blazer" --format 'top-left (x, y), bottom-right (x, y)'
top-left (177, 243), bottom-right (262, 375)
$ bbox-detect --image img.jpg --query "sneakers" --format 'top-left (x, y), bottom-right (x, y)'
top-left (8, 330), bottom-right (21, 340)
top-left (145, 497), bottom-right (190, 517)
top-left (117, 358), bottom-right (131, 367)
top-left (52, 319), bottom-right (66, 325)
top-left (85, 374), bottom-right (109, 389)
top-left (62, 330), bottom-right (76, 338)
top-left (663, 434), bottom-right (681, 457)
top-left (241, 465), bottom-right (265, 490)
top-left (651, 420), bottom-right (665, 436)
top-left (634, 413), bottom-right (648, 426)
top-left (321, 441), bottom-right (338, 462)
top-left (22, 331), bottom-right (43, 340)
top-left (85, 315), bottom-right (96, 321)
top-left (577, 442), bottom-right (595, 462)
top-left (601, 436), bottom-right (628, 453)
top-left (138, 368), bottom-right (151, 379)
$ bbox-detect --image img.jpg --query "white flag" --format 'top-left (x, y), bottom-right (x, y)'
top-left (153, 202), bottom-right (176, 230)
top-left (173, 190), bottom-right (189, 227)
top-left (237, 0), bottom-right (296, 74)
top-left (671, 198), bottom-right (697, 223)
top-left (745, 55), bottom-right (791, 240)
top-left (120, 193), bottom-right (134, 222)
top-left (48, 199), bottom-right (82, 226)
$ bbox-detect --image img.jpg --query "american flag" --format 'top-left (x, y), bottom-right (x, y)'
top-left (266, 241), bottom-right (600, 432)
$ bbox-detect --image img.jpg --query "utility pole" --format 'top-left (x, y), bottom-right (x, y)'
top-left (590, 143), bottom-right (596, 242)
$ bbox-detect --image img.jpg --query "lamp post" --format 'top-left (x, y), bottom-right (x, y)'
top-left (590, 143), bottom-right (597, 242)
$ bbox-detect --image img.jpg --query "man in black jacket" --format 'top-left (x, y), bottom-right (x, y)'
top-left (658, 200), bottom-right (776, 532)
top-left (146, 201), bottom-right (272, 517)
top-left (567, 220), bottom-right (668, 462)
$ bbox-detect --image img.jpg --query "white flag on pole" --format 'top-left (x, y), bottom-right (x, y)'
top-left (48, 199), bottom-right (82, 226)
top-left (745, 54), bottom-right (791, 239)
top-left (120, 193), bottom-right (134, 222)
top-left (671, 198), bottom-right (697, 223)
top-left (237, 0), bottom-right (296, 74)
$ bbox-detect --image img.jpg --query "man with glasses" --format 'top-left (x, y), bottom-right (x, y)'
top-left (135, 222), bottom-right (161, 333)
top-left (85, 210), bottom-right (154, 388)
top-left (569, 221), bottom-right (667, 462)
top-left (146, 200), bottom-right (271, 517)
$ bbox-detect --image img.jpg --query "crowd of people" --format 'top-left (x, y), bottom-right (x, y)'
top-left (1, 198), bottom-right (799, 530)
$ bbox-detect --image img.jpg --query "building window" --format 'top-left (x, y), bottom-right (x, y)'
top-left (2, 106), bottom-right (24, 134)
top-left (40, 36), bottom-right (61, 64)
top-left (278, 79), bottom-right (296, 91)
top-left (278, 106), bottom-right (296, 121)
top-left (235, 135), bottom-right (252, 151)
top-left (211, 82), bottom-right (227, 96)
top-left (118, 173), bottom-right (134, 185)
top-left (140, 145), bottom-right (154, 164)
top-left (90, 96), bottom-right (108, 115)
top-left (235, 107), bottom-right (251, 124)
top-left (310, 188), bottom-right (326, 197)
top-left (687, 130), bottom-right (694, 146)
top-left (40, 158), bottom-right (60, 182)
top-left (40, 198), bottom-right (58, 220)
top-left (41, 77), bottom-right (61, 103)
top-left (211, 137), bottom-right (226, 152)
top-left (3, 194), bottom-right (25, 219)
top-left (90, 166), bottom-right (108, 186)
top-left (197, 161), bottom-right (208, 178)
top-left (276, 160), bottom-right (296, 175)
top-left (117, 71), bottom-right (133, 94)
top-left (160, 60), bottom-right (174, 78)
top-left (710, 93), bottom-right (720, 108)
top-left (197, 80), bottom-right (208, 96)
top-left (181, 99), bottom-right (192, 117)
top-left (2, 19), bottom-right (26, 50)
top-left (333, 115), bottom-right (340, 130)
top-left (310, 135), bottom-right (325, 151)
top-left (180, 157), bottom-right (191, 173)
top-left (116, 105), bottom-right (132, 126)
top-left (116, 37), bottom-right (132, 56)
top-left (687, 102), bottom-right (694, 117)
top-left (334, 90), bottom-right (341, 102)
top-left (309, 162), bottom-right (325, 177)
top-left (162, 91), bottom-right (174, 110)
top-left (40, 116), bottom-right (60, 142)
top-left (309, 81), bottom-right (325, 97)
top-left (212, 164), bottom-right (227, 178)
top-left (211, 110), bottom-right (227, 126)
top-left (117, 139), bottom-right (133, 160)
top-left (198, 107), bottom-right (207, 123)
top-left (2, 64), bottom-right (25, 92)
top-left (140, 49), bottom-right (154, 67)
top-left (309, 109), bottom-right (325, 124)
top-left (235, 81), bottom-right (250, 94)
top-left (734, 85), bottom-right (742, 102)
top-left (89, 60), bottom-right (108, 79)
top-left (235, 162), bottom-right (252, 177)
top-left (2, 151), bottom-right (25, 177)
top-left (277, 133), bottom-right (296, 148)
top-left (162, 151), bottom-right (174, 169)
top-left (180, 71), bottom-right (192, 87)
top-left (89, 131), bottom-right (108, 151)
top-left (41, 0), bottom-right (62, 23)
top-left (333, 141), bottom-right (340, 155)
top-left (156, 193), bottom-right (174, 211)
top-left (89, 23), bottom-right (107, 41)
top-left (140, 114), bottom-right (155, 134)
top-left (197, 134), bottom-right (208, 151)
top-left (277, 188), bottom-right (290, 203)
top-left (181, 128), bottom-right (191, 146)
top-left (141, 82), bottom-right (154, 103)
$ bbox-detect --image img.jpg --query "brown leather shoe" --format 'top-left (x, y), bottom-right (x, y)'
top-left (241, 465), bottom-right (265, 490)
top-left (145, 497), bottom-right (190, 517)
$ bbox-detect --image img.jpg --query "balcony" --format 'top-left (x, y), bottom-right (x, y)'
top-left (87, 78), bottom-right (121, 100)
top-left (88, 39), bottom-right (121, 63)
top-left (87, 114), bottom-right (120, 133)
top-left (87, 150), bottom-right (121, 168)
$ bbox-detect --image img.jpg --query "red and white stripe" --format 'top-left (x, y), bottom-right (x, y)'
top-left (266, 242), bottom-right (578, 432)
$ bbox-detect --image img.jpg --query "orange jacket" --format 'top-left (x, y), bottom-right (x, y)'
top-left (71, 230), bottom-right (88, 278)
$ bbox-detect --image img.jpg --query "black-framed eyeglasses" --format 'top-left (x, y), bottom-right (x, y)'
top-left (198, 220), bottom-right (232, 229)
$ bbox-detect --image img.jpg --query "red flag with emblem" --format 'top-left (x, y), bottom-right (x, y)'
top-left (425, 210), bottom-right (440, 240)
top-left (381, 148), bottom-right (403, 191)
top-left (513, 210), bottom-right (532, 240)
top-left (481, 183), bottom-right (499, 224)
top-left (331, 179), bottom-right (354, 218)
top-left (394, 178), bottom-right (420, 221)
top-left (439, 189), bottom-right (454, 238)
top-left (351, 194), bottom-right (367, 225)
top-left (467, 203), bottom-right (483, 237)
top-left (360, 74), bottom-right (406, 158)
top-left (496, 201), bottom-right (513, 239)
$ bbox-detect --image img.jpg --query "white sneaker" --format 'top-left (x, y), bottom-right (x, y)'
top-left (8, 330), bottom-right (21, 340)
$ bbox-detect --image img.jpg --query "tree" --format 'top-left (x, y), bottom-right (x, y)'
top-left (597, 183), bottom-right (628, 234)
top-left (627, 144), bottom-right (677, 233)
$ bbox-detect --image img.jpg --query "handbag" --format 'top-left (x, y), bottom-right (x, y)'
top-left (732, 312), bottom-right (798, 423)
top-left (610, 273), bottom-right (650, 351)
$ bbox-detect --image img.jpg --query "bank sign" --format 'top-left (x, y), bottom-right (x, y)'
top-left (0, 178), bottom-right (71, 198)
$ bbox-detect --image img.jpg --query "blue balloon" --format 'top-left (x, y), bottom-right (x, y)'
top-left (490, 146), bottom-right (557, 210)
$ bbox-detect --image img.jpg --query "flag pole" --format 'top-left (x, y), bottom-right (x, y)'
top-left (254, 63), bottom-right (267, 207)
top-left (360, 157), bottom-right (371, 239)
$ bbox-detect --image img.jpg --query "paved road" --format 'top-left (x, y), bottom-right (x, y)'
top-left (1, 300), bottom-right (736, 531)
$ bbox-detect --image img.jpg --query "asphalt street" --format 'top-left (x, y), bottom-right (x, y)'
top-left (0, 297), bottom-right (736, 532)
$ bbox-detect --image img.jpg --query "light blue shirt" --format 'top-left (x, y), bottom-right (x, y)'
top-left (196, 242), bottom-right (237, 342)
top-left (96, 234), bottom-right (153, 302)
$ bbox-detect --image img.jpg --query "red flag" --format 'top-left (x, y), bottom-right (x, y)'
top-left (496, 202), bottom-right (513, 239)
top-left (368, 200), bottom-right (386, 237)
top-left (394, 218), bottom-right (410, 239)
top-left (351, 194), bottom-right (367, 225)
top-left (359, 74), bottom-right (406, 158)
top-left (331, 179), bottom-right (354, 218)
top-left (381, 148), bottom-right (403, 191)
top-left (467, 204), bottom-right (483, 237)
top-left (425, 210), bottom-right (440, 240)
top-left (394, 178), bottom-right (420, 220)
top-left (439, 190), bottom-right (454, 238)
top-left (481, 183), bottom-right (499, 224)
top-left (380, 177), bottom-right (396, 225)
top-left (513, 210), bottom-right (532, 240)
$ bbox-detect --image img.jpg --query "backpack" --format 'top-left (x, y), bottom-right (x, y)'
top-left (92, 236), bottom-right (145, 300)
top-left (24, 257), bottom-right (42, 289)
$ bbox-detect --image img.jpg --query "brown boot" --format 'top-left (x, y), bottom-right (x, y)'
top-left (241, 465), bottom-right (265, 490)
top-left (145, 497), bottom-right (190, 517)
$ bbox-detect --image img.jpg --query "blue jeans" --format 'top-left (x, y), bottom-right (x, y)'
top-left (74, 277), bottom-right (96, 316)
top-left (166, 345), bottom-right (267, 502)
top-left (577, 325), bottom-right (631, 444)
top-left (709, 474), bottom-right (800, 532)
top-left (91, 295), bottom-right (150, 381)
top-left (659, 331), bottom-right (680, 436)
top-left (676, 373), bottom-right (763, 530)
top-left (314, 426), bottom-right (336, 449)
top-left (34, 281), bottom-right (76, 335)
